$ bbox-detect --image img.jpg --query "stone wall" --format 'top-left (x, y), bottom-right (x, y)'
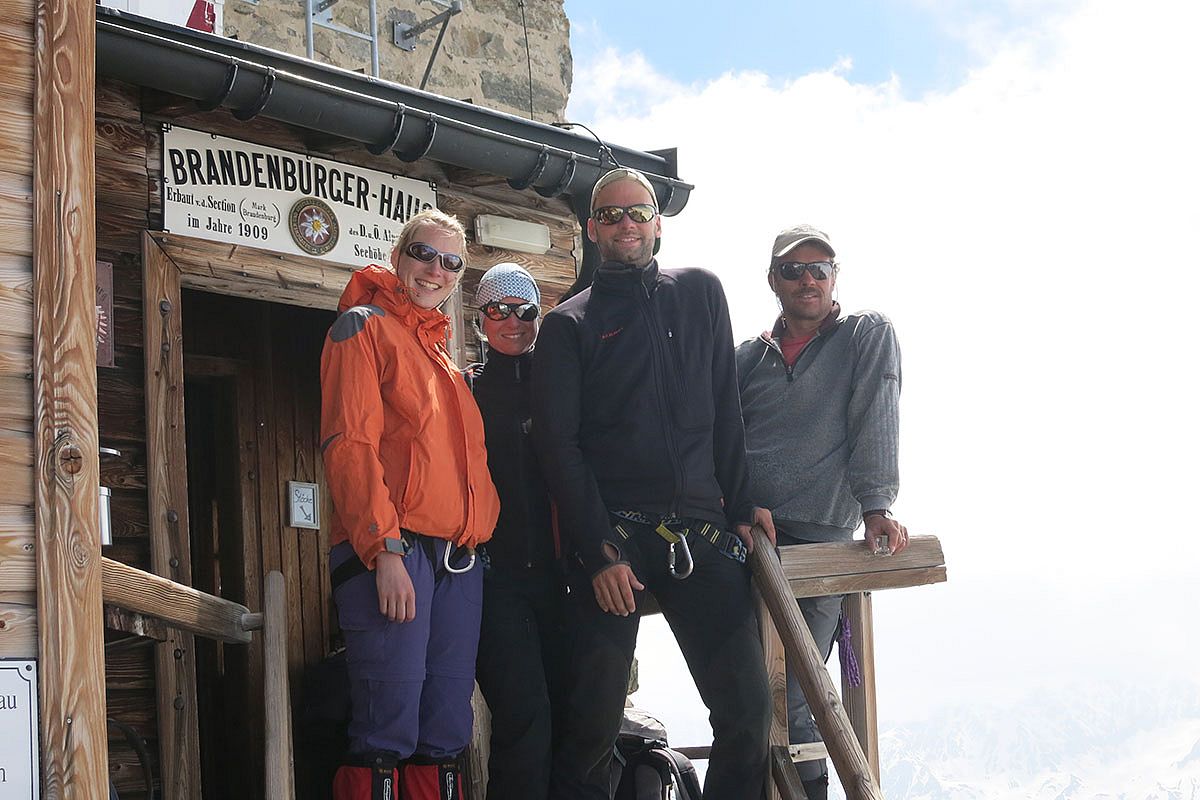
top-left (224, 0), bottom-right (572, 121)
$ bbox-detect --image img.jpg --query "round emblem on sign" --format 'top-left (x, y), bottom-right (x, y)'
top-left (289, 197), bottom-right (339, 255)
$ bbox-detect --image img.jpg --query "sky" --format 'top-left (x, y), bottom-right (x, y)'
top-left (560, 0), bottom-right (1200, 784)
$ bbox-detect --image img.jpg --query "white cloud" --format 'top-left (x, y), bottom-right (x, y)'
top-left (570, 0), bottom-right (1200, 764)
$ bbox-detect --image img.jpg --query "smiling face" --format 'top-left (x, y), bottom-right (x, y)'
top-left (587, 179), bottom-right (661, 268)
top-left (769, 241), bottom-right (838, 330)
top-left (390, 222), bottom-right (464, 309)
top-left (480, 295), bottom-right (539, 356)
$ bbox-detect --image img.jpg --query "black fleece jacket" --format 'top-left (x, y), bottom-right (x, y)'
top-left (532, 259), bottom-right (754, 576)
top-left (473, 349), bottom-right (557, 571)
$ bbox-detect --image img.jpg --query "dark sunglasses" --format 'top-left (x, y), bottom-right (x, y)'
top-left (481, 301), bottom-right (539, 322)
top-left (592, 204), bottom-right (657, 225)
top-left (773, 260), bottom-right (836, 281)
top-left (406, 242), bottom-right (464, 272)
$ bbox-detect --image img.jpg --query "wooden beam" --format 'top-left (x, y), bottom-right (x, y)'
top-left (101, 556), bottom-right (255, 644)
top-left (150, 231), bottom-right (355, 310)
top-left (779, 535), bottom-right (944, 581)
top-left (775, 535), bottom-right (947, 598)
top-left (788, 565), bottom-right (947, 600)
top-left (103, 605), bottom-right (168, 641)
top-left (840, 593), bottom-right (880, 783)
top-left (31, 0), bottom-right (107, 797)
top-left (263, 570), bottom-right (295, 800)
top-left (142, 231), bottom-right (202, 800)
top-left (769, 747), bottom-right (807, 800)
top-left (757, 589), bottom-right (795, 800)
top-left (749, 528), bottom-right (883, 800)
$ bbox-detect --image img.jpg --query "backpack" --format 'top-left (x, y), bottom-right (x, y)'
top-left (611, 708), bottom-right (702, 800)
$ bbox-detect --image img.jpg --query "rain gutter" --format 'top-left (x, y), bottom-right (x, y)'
top-left (95, 7), bottom-right (693, 288)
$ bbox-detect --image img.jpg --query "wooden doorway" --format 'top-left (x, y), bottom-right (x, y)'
top-left (142, 232), bottom-right (342, 800)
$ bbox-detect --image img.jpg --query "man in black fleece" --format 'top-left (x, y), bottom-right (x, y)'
top-left (471, 263), bottom-right (566, 800)
top-left (533, 168), bottom-right (774, 800)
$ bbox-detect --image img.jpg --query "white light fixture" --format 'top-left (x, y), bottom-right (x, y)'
top-left (474, 214), bottom-right (552, 255)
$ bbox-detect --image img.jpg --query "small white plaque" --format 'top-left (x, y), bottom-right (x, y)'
top-left (288, 481), bottom-right (321, 530)
top-left (0, 659), bottom-right (39, 800)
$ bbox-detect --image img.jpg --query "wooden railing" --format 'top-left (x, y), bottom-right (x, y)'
top-left (753, 530), bottom-right (946, 800)
top-left (101, 557), bottom-right (295, 800)
top-left (669, 532), bottom-right (946, 800)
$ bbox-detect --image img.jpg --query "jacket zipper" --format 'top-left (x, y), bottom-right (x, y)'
top-left (767, 330), bottom-right (823, 382)
top-left (638, 280), bottom-right (685, 517)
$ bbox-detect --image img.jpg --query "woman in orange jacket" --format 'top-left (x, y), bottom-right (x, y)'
top-left (320, 208), bottom-right (499, 800)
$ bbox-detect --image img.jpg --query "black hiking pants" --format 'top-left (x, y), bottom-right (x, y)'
top-left (548, 518), bottom-right (771, 800)
top-left (476, 564), bottom-right (569, 800)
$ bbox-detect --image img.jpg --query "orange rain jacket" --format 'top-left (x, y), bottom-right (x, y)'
top-left (320, 265), bottom-right (499, 569)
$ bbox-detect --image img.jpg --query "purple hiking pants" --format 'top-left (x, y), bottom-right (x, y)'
top-left (331, 538), bottom-right (483, 759)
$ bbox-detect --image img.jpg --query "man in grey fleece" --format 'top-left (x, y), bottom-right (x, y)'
top-left (736, 223), bottom-right (908, 800)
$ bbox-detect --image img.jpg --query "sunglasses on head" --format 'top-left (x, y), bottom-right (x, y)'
top-left (406, 242), bottom-right (464, 272)
top-left (773, 260), bottom-right (836, 281)
top-left (481, 301), bottom-right (539, 322)
top-left (591, 204), bottom-right (657, 225)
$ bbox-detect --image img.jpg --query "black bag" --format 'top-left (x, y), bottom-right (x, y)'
top-left (611, 709), bottom-right (702, 800)
top-left (299, 649), bottom-right (353, 800)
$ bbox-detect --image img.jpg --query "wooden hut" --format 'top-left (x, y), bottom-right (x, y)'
top-left (0, 4), bottom-right (691, 797)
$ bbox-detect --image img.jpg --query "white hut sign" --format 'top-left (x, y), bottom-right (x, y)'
top-left (162, 125), bottom-right (437, 266)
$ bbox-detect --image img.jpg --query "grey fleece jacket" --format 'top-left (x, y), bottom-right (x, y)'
top-left (736, 307), bottom-right (901, 540)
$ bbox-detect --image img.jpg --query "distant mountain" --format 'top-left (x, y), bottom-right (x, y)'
top-left (827, 679), bottom-right (1200, 799)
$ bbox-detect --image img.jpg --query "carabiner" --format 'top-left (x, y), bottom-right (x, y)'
top-left (442, 543), bottom-right (476, 574)
top-left (667, 536), bottom-right (693, 580)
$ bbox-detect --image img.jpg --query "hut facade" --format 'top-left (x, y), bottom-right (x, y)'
top-left (0, 4), bottom-right (690, 798)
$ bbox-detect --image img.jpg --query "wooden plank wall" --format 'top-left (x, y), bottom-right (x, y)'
top-left (0, 0), bottom-right (37, 662)
top-left (91, 78), bottom-right (581, 799)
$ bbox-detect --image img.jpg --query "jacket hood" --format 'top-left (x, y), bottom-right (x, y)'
top-left (338, 264), bottom-right (452, 335)
top-left (337, 264), bottom-right (401, 312)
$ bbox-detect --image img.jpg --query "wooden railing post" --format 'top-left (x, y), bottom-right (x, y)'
top-left (264, 570), bottom-right (295, 800)
top-left (841, 592), bottom-right (880, 783)
top-left (756, 589), bottom-right (806, 800)
top-left (748, 527), bottom-right (883, 800)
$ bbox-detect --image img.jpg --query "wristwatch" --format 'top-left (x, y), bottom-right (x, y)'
top-left (863, 508), bottom-right (891, 520)
top-left (382, 536), bottom-right (410, 556)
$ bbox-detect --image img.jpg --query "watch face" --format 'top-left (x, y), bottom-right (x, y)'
top-left (384, 537), bottom-right (411, 556)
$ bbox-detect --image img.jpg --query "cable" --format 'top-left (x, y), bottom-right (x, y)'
top-left (518, 0), bottom-right (534, 120)
top-left (551, 121), bottom-right (621, 167)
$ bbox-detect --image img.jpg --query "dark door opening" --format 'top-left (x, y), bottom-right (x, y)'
top-left (182, 289), bottom-right (336, 800)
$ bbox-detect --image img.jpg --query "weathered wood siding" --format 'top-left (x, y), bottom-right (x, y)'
top-left (93, 77), bottom-right (581, 799)
top-left (0, 0), bottom-right (36, 661)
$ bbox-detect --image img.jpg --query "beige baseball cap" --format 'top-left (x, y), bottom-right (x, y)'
top-left (590, 168), bottom-right (659, 213)
top-left (772, 224), bottom-right (836, 259)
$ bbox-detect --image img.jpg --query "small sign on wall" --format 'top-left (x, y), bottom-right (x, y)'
top-left (96, 260), bottom-right (115, 369)
top-left (0, 660), bottom-right (39, 800)
top-left (288, 481), bottom-right (320, 529)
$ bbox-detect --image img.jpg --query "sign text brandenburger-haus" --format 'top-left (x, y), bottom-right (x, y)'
top-left (163, 126), bottom-right (438, 266)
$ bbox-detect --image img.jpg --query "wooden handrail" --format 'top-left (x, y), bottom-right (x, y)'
top-left (101, 556), bottom-right (257, 644)
top-left (748, 527), bottom-right (884, 800)
top-left (779, 534), bottom-right (945, 598)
